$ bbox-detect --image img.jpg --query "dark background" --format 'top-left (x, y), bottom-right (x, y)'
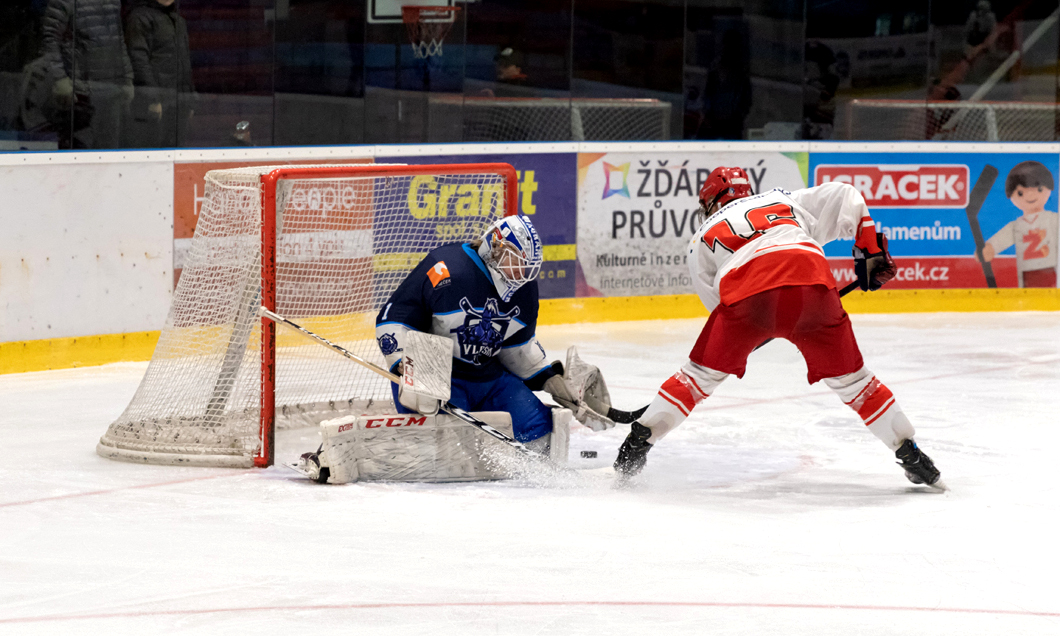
top-left (2, 0), bottom-right (1058, 149)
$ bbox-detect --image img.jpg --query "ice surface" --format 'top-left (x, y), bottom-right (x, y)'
top-left (2, 312), bottom-right (1059, 635)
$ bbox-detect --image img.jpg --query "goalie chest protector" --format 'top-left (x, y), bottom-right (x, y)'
top-left (377, 242), bottom-right (540, 382)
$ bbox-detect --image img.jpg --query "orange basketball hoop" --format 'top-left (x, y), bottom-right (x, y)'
top-left (402, 5), bottom-right (460, 59)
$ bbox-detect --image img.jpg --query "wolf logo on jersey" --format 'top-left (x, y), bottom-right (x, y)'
top-left (377, 332), bottom-right (399, 356)
top-left (452, 297), bottom-right (521, 364)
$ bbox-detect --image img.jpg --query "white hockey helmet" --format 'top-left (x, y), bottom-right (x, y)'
top-left (476, 214), bottom-right (543, 301)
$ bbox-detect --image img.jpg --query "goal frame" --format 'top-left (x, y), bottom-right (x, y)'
top-left (253, 162), bottom-right (518, 467)
top-left (86, 162), bottom-right (518, 470)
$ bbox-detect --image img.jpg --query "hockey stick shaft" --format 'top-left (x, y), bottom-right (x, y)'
top-left (965, 165), bottom-right (999, 288)
top-left (607, 280), bottom-right (861, 425)
top-left (258, 307), bottom-right (546, 460)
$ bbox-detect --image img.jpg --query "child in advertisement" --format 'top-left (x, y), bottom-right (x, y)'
top-left (980, 161), bottom-right (1059, 288)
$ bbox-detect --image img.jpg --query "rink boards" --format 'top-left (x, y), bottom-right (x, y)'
top-left (2, 141), bottom-right (1059, 373)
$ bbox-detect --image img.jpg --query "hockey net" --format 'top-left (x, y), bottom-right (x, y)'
top-left (848, 99), bottom-right (1058, 141)
top-left (98, 163), bottom-right (516, 468)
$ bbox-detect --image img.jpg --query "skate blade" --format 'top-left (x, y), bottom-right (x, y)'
top-left (283, 461), bottom-right (322, 482)
top-left (927, 478), bottom-right (949, 492)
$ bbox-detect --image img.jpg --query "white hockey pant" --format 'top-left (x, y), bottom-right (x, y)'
top-left (639, 360), bottom-right (729, 443)
top-left (823, 366), bottom-right (915, 451)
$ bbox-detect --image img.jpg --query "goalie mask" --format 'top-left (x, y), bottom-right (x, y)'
top-left (477, 215), bottom-right (543, 302)
top-left (695, 166), bottom-right (753, 226)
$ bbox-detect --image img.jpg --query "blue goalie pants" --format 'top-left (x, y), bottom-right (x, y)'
top-left (390, 371), bottom-right (553, 442)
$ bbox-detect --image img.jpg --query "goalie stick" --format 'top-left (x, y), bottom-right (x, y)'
top-left (965, 165), bottom-right (999, 288)
top-left (258, 307), bottom-right (549, 461)
top-left (605, 280), bottom-right (861, 425)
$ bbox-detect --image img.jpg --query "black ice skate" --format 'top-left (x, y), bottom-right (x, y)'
top-left (895, 439), bottom-right (942, 489)
top-left (614, 422), bottom-right (653, 482)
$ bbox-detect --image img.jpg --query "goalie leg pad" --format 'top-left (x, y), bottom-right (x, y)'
top-left (824, 366), bottom-right (915, 451)
top-left (317, 411), bottom-right (523, 483)
top-left (549, 407), bottom-right (571, 464)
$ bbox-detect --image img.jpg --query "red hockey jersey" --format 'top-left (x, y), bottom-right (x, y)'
top-left (689, 182), bottom-right (877, 309)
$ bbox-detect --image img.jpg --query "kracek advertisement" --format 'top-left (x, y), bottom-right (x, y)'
top-left (576, 151), bottom-right (807, 296)
top-left (811, 152), bottom-right (1059, 289)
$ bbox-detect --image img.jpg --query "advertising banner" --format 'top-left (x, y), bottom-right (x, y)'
top-left (811, 152), bottom-right (1059, 289)
top-left (377, 153), bottom-right (578, 299)
top-left (173, 158), bottom-right (372, 287)
top-left (576, 151), bottom-right (809, 297)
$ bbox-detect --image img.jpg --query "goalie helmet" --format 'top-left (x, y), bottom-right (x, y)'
top-left (476, 215), bottom-right (543, 302)
top-left (696, 166), bottom-right (753, 225)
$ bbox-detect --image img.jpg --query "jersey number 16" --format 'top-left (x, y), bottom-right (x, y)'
top-left (700, 203), bottom-right (800, 254)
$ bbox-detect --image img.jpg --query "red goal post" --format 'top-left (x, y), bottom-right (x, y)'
top-left (98, 162), bottom-right (518, 469)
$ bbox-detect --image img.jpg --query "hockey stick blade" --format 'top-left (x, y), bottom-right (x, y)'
top-left (258, 307), bottom-right (549, 461)
top-left (965, 165), bottom-right (999, 288)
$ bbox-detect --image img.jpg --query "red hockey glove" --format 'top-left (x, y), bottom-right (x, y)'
top-left (853, 234), bottom-right (896, 291)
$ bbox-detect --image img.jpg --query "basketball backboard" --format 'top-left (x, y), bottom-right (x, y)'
top-left (368, 0), bottom-right (458, 24)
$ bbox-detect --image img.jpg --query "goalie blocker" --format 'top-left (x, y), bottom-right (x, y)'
top-left (295, 408), bottom-right (572, 483)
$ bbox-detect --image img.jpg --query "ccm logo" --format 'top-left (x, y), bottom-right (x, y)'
top-left (364, 416), bottom-right (427, 428)
top-left (815, 165), bottom-right (969, 208)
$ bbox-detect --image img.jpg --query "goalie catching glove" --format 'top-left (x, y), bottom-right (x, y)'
top-left (853, 232), bottom-right (896, 292)
top-left (542, 346), bottom-right (615, 431)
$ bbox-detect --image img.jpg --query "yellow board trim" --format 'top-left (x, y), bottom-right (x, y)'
top-left (840, 287), bottom-right (1060, 313)
top-left (0, 331), bottom-right (160, 375)
top-left (3, 288), bottom-right (1059, 375)
top-left (543, 244), bottom-right (576, 261)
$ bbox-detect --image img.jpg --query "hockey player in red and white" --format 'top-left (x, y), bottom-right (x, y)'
top-left (613, 166), bottom-right (944, 488)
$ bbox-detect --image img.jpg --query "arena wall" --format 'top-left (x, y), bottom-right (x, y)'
top-left (2, 142), bottom-right (1058, 374)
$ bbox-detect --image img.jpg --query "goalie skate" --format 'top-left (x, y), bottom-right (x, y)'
top-left (285, 446), bottom-right (330, 484)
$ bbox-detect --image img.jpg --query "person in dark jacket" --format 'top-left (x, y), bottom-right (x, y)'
top-left (39, 0), bottom-right (132, 148)
top-left (124, 0), bottom-right (194, 148)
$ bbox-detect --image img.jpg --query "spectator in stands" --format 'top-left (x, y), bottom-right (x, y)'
top-left (125, 0), bottom-right (195, 148)
top-left (38, 0), bottom-right (132, 148)
top-left (964, 0), bottom-right (998, 57)
top-left (494, 47), bottom-right (528, 86)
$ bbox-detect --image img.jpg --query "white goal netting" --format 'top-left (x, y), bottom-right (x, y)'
top-left (98, 163), bottom-right (511, 467)
top-left (848, 99), bottom-right (1058, 141)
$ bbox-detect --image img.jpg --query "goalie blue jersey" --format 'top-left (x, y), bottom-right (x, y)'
top-left (375, 242), bottom-right (542, 383)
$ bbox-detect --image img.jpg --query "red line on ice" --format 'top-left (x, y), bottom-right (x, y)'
top-left (1, 600), bottom-right (1057, 624)
top-left (0, 473), bottom-right (238, 508)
